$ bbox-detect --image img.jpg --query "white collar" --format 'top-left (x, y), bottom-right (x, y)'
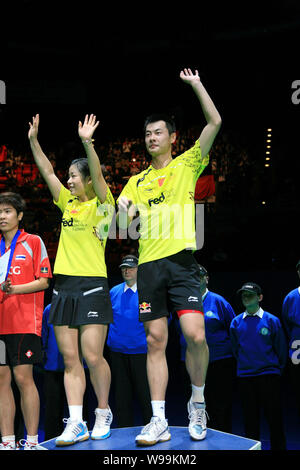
top-left (298, 287), bottom-right (300, 295)
top-left (124, 282), bottom-right (137, 293)
top-left (202, 288), bottom-right (209, 300)
top-left (242, 307), bottom-right (264, 319)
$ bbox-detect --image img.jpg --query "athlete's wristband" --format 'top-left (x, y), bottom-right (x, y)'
top-left (81, 138), bottom-right (95, 145)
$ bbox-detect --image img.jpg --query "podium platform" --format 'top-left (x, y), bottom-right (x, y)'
top-left (40, 426), bottom-right (261, 451)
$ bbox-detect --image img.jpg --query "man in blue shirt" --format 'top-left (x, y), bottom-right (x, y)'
top-left (230, 282), bottom-right (287, 450)
top-left (178, 265), bottom-right (236, 433)
top-left (281, 259), bottom-right (300, 419)
top-left (107, 255), bottom-right (152, 428)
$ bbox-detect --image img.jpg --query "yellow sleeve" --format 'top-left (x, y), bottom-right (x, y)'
top-left (116, 176), bottom-right (138, 206)
top-left (180, 140), bottom-right (209, 178)
top-left (53, 185), bottom-right (71, 213)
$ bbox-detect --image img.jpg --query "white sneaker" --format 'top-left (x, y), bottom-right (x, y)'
top-left (19, 440), bottom-right (47, 450)
top-left (91, 407), bottom-right (113, 440)
top-left (135, 416), bottom-right (171, 446)
top-left (187, 400), bottom-right (207, 440)
top-left (55, 419), bottom-right (89, 446)
top-left (0, 442), bottom-right (16, 450)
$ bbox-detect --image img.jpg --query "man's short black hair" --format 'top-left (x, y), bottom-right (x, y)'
top-left (144, 114), bottom-right (176, 135)
top-left (0, 192), bottom-right (26, 215)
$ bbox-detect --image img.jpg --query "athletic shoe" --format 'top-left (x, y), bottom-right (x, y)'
top-left (19, 440), bottom-right (47, 450)
top-left (135, 416), bottom-right (171, 446)
top-left (0, 442), bottom-right (16, 450)
top-left (55, 419), bottom-right (89, 446)
top-left (91, 407), bottom-right (113, 440)
top-left (187, 400), bottom-right (207, 440)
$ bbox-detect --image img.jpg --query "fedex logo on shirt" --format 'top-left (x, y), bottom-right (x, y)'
top-left (148, 192), bottom-right (165, 207)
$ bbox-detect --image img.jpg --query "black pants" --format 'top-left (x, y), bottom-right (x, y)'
top-left (288, 360), bottom-right (300, 419)
top-left (180, 357), bottom-right (236, 433)
top-left (238, 374), bottom-right (286, 450)
top-left (109, 350), bottom-right (152, 428)
top-left (43, 370), bottom-right (90, 440)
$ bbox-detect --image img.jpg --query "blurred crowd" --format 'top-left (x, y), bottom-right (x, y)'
top-left (0, 125), bottom-right (297, 271)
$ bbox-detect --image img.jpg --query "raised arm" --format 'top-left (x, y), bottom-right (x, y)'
top-left (78, 114), bottom-right (107, 203)
top-left (180, 68), bottom-right (222, 157)
top-left (28, 114), bottom-right (62, 202)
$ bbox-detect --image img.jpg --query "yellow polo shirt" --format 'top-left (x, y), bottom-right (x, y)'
top-left (53, 185), bottom-right (115, 277)
top-left (118, 140), bottom-right (208, 264)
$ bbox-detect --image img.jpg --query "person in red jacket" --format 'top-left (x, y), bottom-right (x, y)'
top-left (0, 192), bottom-right (52, 450)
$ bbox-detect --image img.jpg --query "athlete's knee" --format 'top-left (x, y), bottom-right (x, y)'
top-left (13, 367), bottom-right (34, 389)
top-left (146, 330), bottom-right (167, 353)
top-left (186, 329), bottom-right (207, 350)
top-left (84, 352), bottom-right (103, 369)
top-left (63, 351), bottom-right (82, 372)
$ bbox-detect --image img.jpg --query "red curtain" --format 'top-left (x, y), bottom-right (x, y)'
top-left (195, 175), bottom-right (215, 200)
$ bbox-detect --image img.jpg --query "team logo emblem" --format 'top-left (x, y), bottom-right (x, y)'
top-left (25, 350), bottom-right (33, 358)
top-left (158, 177), bottom-right (165, 187)
top-left (139, 302), bottom-right (152, 313)
top-left (260, 327), bottom-right (270, 336)
top-left (205, 311), bottom-right (214, 317)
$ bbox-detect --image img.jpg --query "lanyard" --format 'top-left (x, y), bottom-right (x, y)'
top-left (0, 230), bottom-right (21, 281)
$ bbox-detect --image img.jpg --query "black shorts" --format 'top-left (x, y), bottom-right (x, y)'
top-left (137, 250), bottom-right (203, 322)
top-left (49, 275), bottom-right (113, 327)
top-left (0, 334), bottom-right (43, 367)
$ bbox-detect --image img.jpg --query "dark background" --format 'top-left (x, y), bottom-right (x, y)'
top-left (2, 0), bottom-right (300, 450)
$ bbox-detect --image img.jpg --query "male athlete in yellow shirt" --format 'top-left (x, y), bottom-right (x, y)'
top-left (117, 68), bottom-right (222, 445)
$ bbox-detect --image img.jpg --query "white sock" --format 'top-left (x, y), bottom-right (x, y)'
top-left (191, 384), bottom-right (205, 403)
top-left (69, 405), bottom-right (83, 422)
top-left (27, 434), bottom-right (38, 445)
top-left (151, 400), bottom-right (165, 420)
top-left (2, 435), bottom-right (15, 446)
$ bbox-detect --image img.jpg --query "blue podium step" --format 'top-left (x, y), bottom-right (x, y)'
top-left (40, 426), bottom-right (261, 451)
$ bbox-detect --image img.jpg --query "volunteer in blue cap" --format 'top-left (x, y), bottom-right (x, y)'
top-left (107, 255), bottom-right (152, 427)
top-left (230, 282), bottom-right (287, 450)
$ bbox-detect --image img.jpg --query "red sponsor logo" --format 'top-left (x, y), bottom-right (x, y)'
top-left (139, 302), bottom-right (152, 313)
top-left (25, 350), bottom-right (33, 358)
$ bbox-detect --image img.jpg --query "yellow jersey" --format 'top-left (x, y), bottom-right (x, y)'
top-left (53, 185), bottom-right (115, 277)
top-left (118, 140), bottom-right (208, 264)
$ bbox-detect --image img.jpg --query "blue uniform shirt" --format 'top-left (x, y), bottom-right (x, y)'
top-left (107, 282), bottom-right (148, 354)
top-left (230, 308), bottom-right (287, 377)
top-left (282, 287), bottom-right (300, 359)
top-left (180, 290), bottom-right (236, 363)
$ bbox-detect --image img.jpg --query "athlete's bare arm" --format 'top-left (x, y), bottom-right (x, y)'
top-left (78, 114), bottom-right (108, 203)
top-left (1, 277), bottom-right (49, 294)
top-left (180, 68), bottom-right (222, 157)
top-left (28, 114), bottom-right (62, 202)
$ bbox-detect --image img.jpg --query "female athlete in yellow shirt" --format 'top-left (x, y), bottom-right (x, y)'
top-left (29, 114), bottom-right (114, 446)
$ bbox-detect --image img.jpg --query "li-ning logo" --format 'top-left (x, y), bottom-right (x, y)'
top-left (188, 296), bottom-right (198, 302)
top-left (148, 192), bottom-right (165, 207)
top-left (87, 311), bottom-right (99, 318)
